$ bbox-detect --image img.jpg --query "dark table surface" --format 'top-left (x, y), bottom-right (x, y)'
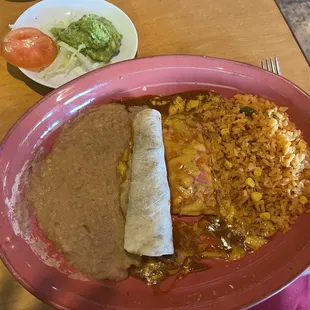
top-left (276, 0), bottom-right (310, 63)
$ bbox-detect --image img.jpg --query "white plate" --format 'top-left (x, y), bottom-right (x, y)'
top-left (13, 0), bottom-right (138, 88)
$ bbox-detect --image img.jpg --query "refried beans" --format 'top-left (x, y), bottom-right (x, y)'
top-left (28, 104), bottom-right (145, 281)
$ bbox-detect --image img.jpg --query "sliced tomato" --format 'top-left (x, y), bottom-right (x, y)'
top-left (0, 27), bottom-right (57, 70)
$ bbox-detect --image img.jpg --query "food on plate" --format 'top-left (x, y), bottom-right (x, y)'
top-left (51, 14), bottom-right (122, 62)
top-left (26, 91), bottom-right (310, 284)
top-left (162, 114), bottom-right (217, 215)
top-left (28, 104), bottom-right (145, 281)
top-left (198, 93), bottom-right (310, 244)
top-left (153, 92), bottom-right (310, 241)
top-left (39, 14), bottom-right (122, 80)
top-left (0, 27), bottom-right (57, 69)
top-left (132, 91), bottom-right (310, 283)
top-left (131, 216), bottom-right (246, 285)
top-left (3, 14), bottom-right (122, 81)
top-left (124, 109), bottom-right (174, 256)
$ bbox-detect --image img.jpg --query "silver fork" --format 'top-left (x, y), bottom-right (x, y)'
top-left (261, 57), bottom-right (281, 76)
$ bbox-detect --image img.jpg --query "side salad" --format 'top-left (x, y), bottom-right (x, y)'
top-left (1, 14), bottom-right (123, 81)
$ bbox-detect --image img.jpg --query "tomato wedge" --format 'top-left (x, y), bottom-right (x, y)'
top-left (0, 27), bottom-right (57, 70)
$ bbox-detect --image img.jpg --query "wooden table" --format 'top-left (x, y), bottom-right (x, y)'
top-left (0, 0), bottom-right (309, 309)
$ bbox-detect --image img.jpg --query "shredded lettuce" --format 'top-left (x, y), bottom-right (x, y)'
top-left (58, 42), bottom-right (93, 71)
top-left (41, 13), bottom-right (76, 38)
top-left (38, 41), bottom-right (106, 81)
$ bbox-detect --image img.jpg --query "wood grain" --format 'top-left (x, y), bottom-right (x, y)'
top-left (0, 0), bottom-right (309, 309)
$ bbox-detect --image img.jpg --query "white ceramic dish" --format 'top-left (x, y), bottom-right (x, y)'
top-left (13, 0), bottom-right (138, 89)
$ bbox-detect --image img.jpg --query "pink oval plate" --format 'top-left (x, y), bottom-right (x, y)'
top-left (0, 55), bottom-right (310, 310)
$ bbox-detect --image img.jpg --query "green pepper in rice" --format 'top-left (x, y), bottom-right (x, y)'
top-left (51, 14), bottom-right (122, 63)
top-left (239, 106), bottom-right (257, 116)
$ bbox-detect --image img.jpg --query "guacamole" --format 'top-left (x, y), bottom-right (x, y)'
top-left (51, 14), bottom-right (122, 63)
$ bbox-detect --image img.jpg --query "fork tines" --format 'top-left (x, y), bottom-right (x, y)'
top-left (261, 57), bottom-right (281, 76)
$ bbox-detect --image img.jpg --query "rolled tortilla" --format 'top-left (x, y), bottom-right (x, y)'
top-left (124, 109), bottom-right (174, 256)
